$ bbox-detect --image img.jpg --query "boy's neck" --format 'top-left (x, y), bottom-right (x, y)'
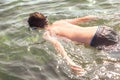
top-left (45, 24), bottom-right (52, 30)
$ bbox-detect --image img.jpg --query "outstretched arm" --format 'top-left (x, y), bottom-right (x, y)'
top-left (43, 31), bottom-right (84, 75)
top-left (65, 15), bottom-right (97, 24)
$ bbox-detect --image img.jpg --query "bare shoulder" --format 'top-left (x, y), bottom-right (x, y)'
top-left (52, 20), bottom-right (67, 25)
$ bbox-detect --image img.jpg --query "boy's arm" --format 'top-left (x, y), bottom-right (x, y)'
top-left (65, 15), bottom-right (97, 24)
top-left (43, 31), bottom-right (84, 75)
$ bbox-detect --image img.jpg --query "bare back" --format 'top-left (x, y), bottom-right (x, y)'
top-left (47, 20), bottom-right (98, 45)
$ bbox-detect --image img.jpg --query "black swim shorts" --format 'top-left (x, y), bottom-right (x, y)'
top-left (90, 26), bottom-right (118, 48)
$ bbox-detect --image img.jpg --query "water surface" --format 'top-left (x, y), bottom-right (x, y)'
top-left (0, 0), bottom-right (120, 80)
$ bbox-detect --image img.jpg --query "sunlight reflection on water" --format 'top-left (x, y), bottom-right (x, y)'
top-left (0, 0), bottom-right (120, 80)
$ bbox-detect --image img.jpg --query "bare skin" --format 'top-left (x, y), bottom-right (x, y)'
top-left (45, 16), bottom-right (98, 44)
top-left (43, 31), bottom-right (84, 75)
top-left (42, 15), bottom-right (98, 75)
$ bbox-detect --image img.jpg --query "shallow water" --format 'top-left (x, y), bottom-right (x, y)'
top-left (0, 0), bottom-right (120, 80)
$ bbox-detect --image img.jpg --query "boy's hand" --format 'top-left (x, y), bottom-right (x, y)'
top-left (68, 62), bottom-right (85, 76)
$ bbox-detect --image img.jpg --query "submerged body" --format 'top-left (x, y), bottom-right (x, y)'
top-left (27, 12), bottom-right (119, 76)
top-left (46, 20), bottom-right (118, 49)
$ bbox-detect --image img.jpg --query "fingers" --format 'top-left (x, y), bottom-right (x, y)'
top-left (71, 66), bottom-right (84, 72)
top-left (70, 65), bottom-right (85, 76)
top-left (71, 68), bottom-right (85, 76)
top-left (71, 65), bottom-right (82, 70)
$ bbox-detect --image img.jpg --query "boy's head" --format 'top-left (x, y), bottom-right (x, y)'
top-left (28, 12), bottom-right (48, 30)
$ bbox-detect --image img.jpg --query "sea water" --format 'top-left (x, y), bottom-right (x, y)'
top-left (0, 0), bottom-right (120, 80)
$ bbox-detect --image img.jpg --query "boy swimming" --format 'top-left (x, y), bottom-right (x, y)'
top-left (27, 12), bottom-right (119, 75)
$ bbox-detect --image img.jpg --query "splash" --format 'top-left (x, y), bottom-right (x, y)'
top-left (96, 33), bottom-right (120, 53)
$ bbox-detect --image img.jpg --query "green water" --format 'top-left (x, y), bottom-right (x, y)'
top-left (0, 0), bottom-right (120, 80)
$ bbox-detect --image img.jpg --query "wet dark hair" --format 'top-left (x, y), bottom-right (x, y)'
top-left (27, 12), bottom-right (48, 29)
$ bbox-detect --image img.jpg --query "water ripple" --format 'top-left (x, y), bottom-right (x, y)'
top-left (0, 0), bottom-right (120, 80)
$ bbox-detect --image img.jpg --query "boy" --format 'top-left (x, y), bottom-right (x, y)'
top-left (27, 12), bottom-right (118, 75)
